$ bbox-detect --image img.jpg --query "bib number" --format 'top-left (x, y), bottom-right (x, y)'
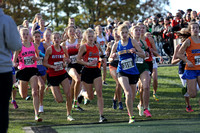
top-left (88, 57), bottom-right (98, 67)
top-left (54, 61), bottom-right (63, 71)
top-left (37, 57), bottom-right (43, 65)
top-left (195, 55), bottom-right (200, 65)
top-left (135, 55), bottom-right (144, 64)
top-left (24, 56), bottom-right (34, 65)
top-left (70, 55), bottom-right (77, 64)
top-left (121, 58), bottom-right (134, 70)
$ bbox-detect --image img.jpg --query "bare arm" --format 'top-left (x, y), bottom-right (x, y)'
top-left (13, 50), bottom-right (21, 67)
top-left (43, 47), bottom-right (56, 69)
top-left (177, 39), bottom-right (193, 67)
top-left (171, 44), bottom-right (181, 64)
top-left (131, 39), bottom-right (145, 58)
top-left (76, 44), bottom-right (88, 66)
top-left (108, 42), bottom-right (118, 62)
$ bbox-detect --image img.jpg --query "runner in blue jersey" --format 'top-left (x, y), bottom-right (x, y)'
top-left (109, 24), bottom-right (145, 123)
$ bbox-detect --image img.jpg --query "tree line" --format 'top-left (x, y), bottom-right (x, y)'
top-left (3, 0), bottom-right (169, 30)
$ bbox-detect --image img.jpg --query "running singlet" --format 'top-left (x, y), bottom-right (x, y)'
top-left (117, 38), bottom-right (139, 75)
top-left (47, 45), bottom-right (66, 77)
top-left (66, 39), bottom-right (79, 64)
top-left (97, 35), bottom-right (106, 54)
top-left (145, 37), bottom-right (153, 62)
top-left (18, 42), bottom-right (37, 70)
top-left (83, 44), bottom-right (99, 68)
top-left (37, 42), bottom-right (46, 71)
top-left (185, 37), bottom-right (200, 70)
top-left (38, 28), bottom-right (47, 39)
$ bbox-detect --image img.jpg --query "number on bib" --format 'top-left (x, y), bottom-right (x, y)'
top-left (195, 55), bottom-right (200, 65)
top-left (121, 58), bottom-right (134, 70)
top-left (54, 61), bottom-right (64, 71)
top-left (88, 57), bottom-right (98, 67)
top-left (37, 57), bottom-right (43, 65)
top-left (135, 55), bottom-right (144, 64)
top-left (24, 56), bottom-right (34, 65)
top-left (70, 55), bottom-right (77, 64)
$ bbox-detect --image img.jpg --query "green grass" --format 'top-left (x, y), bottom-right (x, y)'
top-left (8, 66), bottom-right (200, 132)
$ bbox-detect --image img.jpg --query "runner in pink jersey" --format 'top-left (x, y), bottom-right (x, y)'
top-left (13, 28), bottom-right (42, 122)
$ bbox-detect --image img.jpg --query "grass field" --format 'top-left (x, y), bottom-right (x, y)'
top-left (8, 66), bottom-right (200, 133)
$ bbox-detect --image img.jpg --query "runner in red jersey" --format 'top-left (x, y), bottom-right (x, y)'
top-left (43, 32), bottom-right (74, 121)
top-left (77, 28), bottom-right (107, 123)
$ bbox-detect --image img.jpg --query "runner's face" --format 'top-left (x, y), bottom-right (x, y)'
top-left (21, 30), bottom-right (29, 41)
top-left (97, 27), bottom-right (102, 34)
top-left (132, 27), bottom-right (140, 38)
top-left (39, 20), bottom-right (45, 27)
top-left (44, 32), bottom-right (51, 42)
top-left (36, 15), bottom-right (42, 22)
top-left (120, 28), bottom-right (128, 40)
top-left (140, 25), bottom-right (146, 35)
top-left (75, 29), bottom-right (81, 38)
top-left (86, 32), bottom-right (94, 44)
top-left (191, 24), bottom-right (199, 36)
top-left (33, 33), bottom-right (41, 44)
top-left (114, 30), bottom-right (120, 40)
top-left (53, 34), bottom-right (61, 45)
top-left (68, 28), bottom-right (75, 38)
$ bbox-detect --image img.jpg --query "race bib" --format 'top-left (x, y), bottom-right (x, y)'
top-left (37, 57), bottom-right (43, 65)
top-left (135, 55), bottom-right (144, 64)
top-left (195, 55), bottom-right (200, 65)
top-left (88, 57), bottom-right (98, 67)
top-left (70, 55), bottom-right (77, 64)
top-left (54, 61), bottom-right (63, 71)
top-left (24, 56), bottom-right (34, 65)
top-left (121, 58), bottom-right (134, 70)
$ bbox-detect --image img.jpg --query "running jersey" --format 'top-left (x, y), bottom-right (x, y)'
top-left (97, 35), bottom-right (106, 54)
top-left (18, 42), bottom-right (37, 70)
top-left (135, 40), bottom-right (145, 64)
top-left (83, 44), bottom-right (99, 68)
top-left (145, 37), bottom-right (153, 62)
top-left (117, 38), bottom-right (139, 75)
top-left (38, 28), bottom-right (47, 39)
top-left (37, 42), bottom-right (46, 72)
top-left (185, 37), bottom-right (200, 70)
top-left (47, 45), bottom-right (66, 77)
top-left (65, 39), bottom-right (79, 63)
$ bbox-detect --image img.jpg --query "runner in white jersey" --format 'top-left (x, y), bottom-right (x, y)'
top-left (61, 26), bottom-right (83, 111)
top-left (95, 25), bottom-right (108, 85)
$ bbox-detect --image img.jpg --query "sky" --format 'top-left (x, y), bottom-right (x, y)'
top-left (167, 0), bottom-right (200, 15)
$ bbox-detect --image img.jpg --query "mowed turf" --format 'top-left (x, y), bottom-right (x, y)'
top-left (8, 66), bottom-right (200, 133)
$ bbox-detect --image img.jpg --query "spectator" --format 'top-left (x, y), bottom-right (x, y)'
top-left (0, 1), bottom-right (22, 132)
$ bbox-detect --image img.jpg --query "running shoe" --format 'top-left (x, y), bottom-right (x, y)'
top-left (35, 115), bottom-right (42, 122)
top-left (153, 93), bottom-right (159, 101)
top-left (84, 98), bottom-right (90, 105)
top-left (113, 99), bottom-right (117, 109)
top-left (129, 116), bottom-right (135, 124)
top-left (186, 105), bottom-right (194, 112)
top-left (102, 81), bottom-right (108, 86)
top-left (77, 95), bottom-right (84, 104)
top-left (11, 100), bottom-right (18, 109)
top-left (25, 95), bottom-right (31, 100)
top-left (137, 104), bottom-right (144, 116)
top-left (143, 109), bottom-right (152, 117)
top-left (39, 105), bottom-right (44, 113)
top-left (118, 102), bottom-right (123, 110)
top-left (67, 115), bottom-right (75, 121)
top-left (99, 115), bottom-right (107, 123)
top-left (73, 105), bottom-right (84, 111)
top-left (136, 90), bottom-right (140, 99)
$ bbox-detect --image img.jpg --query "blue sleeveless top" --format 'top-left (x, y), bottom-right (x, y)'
top-left (117, 38), bottom-right (139, 75)
top-left (37, 42), bottom-right (46, 72)
top-left (38, 28), bottom-right (47, 39)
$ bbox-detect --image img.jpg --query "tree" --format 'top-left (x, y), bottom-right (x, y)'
top-left (139, 0), bottom-right (170, 19)
top-left (3, 0), bottom-right (41, 25)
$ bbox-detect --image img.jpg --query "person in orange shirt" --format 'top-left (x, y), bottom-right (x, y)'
top-left (177, 22), bottom-right (200, 98)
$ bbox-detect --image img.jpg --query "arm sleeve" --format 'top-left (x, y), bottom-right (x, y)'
top-left (4, 16), bottom-right (22, 51)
